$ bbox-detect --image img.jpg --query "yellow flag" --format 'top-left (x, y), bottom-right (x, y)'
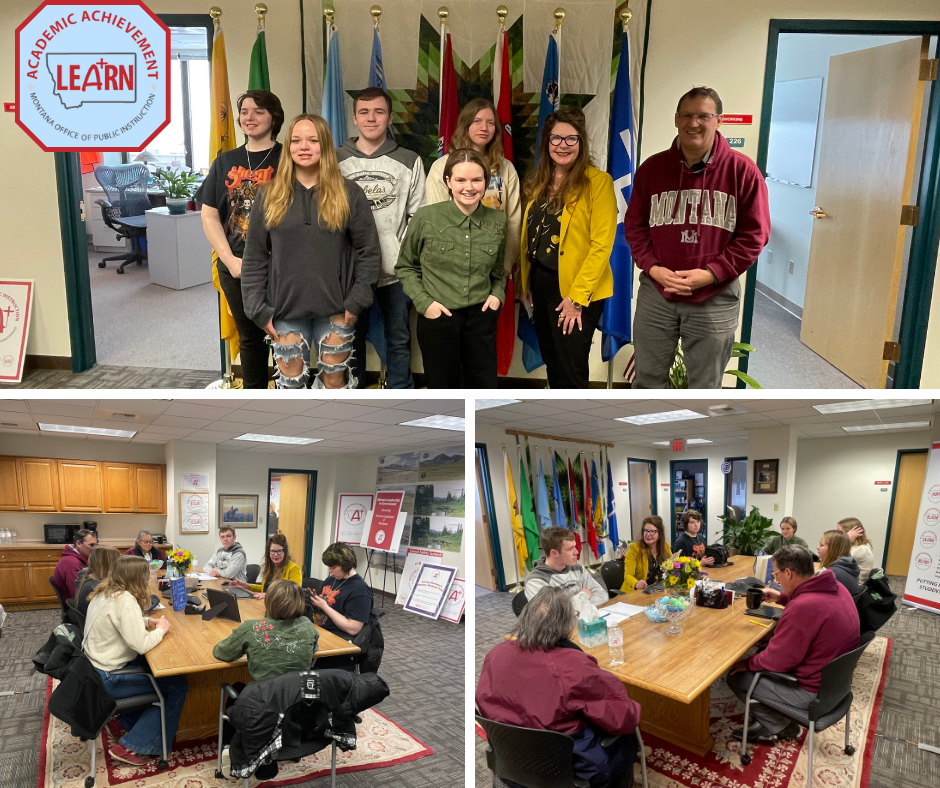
top-left (209, 18), bottom-right (239, 362)
top-left (505, 449), bottom-right (528, 578)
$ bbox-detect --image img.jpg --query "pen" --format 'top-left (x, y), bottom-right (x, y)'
top-left (749, 620), bottom-right (771, 628)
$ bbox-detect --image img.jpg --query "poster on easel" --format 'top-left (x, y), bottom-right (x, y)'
top-left (439, 578), bottom-right (466, 623)
top-left (335, 493), bottom-right (374, 543)
top-left (360, 491), bottom-right (407, 553)
top-left (396, 547), bottom-right (444, 605)
top-left (0, 279), bottom-right (34, 384)
top-left (403, 563), bottom-right (457, 619)
top-left (902, 441), bottom-right (940, 614)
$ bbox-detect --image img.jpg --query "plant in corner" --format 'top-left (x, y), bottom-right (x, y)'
top-left (153, 166), bottom-right (199, 215)
top-left (668, 342), bottom-right (762, 389)
top-left (717, 505), bottom-right (777, 556)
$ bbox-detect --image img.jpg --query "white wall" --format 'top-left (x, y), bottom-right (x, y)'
top-left (165, 440), bottom-right (218, 565)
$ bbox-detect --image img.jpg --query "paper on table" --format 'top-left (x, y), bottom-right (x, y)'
top-left (150, 603), bottom-right (166, 610)
top-left (187, 572), bottom-right (215, 580)
top-left (600, 602), bottom-right (647, 625)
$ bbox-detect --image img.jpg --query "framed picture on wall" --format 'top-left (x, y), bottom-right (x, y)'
top-left (753, 460), bottom-right (779, 494)
top-left (218, 494), bottom-right (260, 528)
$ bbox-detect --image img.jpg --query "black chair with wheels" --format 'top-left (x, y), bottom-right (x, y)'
top-left (66, 597), bottom-right (86, 629)
top-left (476, 714), bottom-right (648, 788)
top-left (511, 591), bottom-right (528, 617)
top-left (245, 564), bottom-right (261, 585)
top-left (738, 630), bottom-right (876, 782)
top-left (93, 163), bottom-right (151, 274)
top-left (301, 577), bottom-right (324, 595)
top-left (48, 577), bottom-right (71, 625)
top-left (600, 561), bottom-right (626, 599)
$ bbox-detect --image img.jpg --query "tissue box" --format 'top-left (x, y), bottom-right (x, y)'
top-left (577, 617), bottom-right (609, 648)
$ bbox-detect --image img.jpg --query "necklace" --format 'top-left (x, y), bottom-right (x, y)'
top-left (330, 572), bottom-right (353, 592)
top-left (246, 145), bottom-right (275, 177)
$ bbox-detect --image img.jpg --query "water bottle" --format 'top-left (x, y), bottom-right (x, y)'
top-left (1, 529), bottom-right (9, 544)
top-left (10, 530), bottom-right (16, 544)
top-left (608, 623), bottom-right (624, 666)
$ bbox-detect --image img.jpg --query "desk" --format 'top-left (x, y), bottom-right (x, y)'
top-left (144, 209), bottom-right (213, 290)
top-left (583, 558), bottom-right (776, 756)
top-left (145, 577), bottom-right (359, 740)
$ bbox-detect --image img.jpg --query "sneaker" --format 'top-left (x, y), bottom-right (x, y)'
top-left (108, 743), bottom-right (151, 767)
top-left (105, 718), bottom-right (125, 743)
top-left (732, 721), bottom-right (801, 744)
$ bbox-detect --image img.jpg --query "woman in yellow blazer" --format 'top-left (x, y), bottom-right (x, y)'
top-left (229, 534), bottom-right (302, 600)
top-left (520, 107), bottom-right (617, 388)
top-left (621, 516), bottom-right (673, 593)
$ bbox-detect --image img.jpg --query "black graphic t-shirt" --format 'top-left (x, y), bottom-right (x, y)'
top-left (312, 573), bottom-right (373, 638)
top-left (195, 142), bottom-right (282, 257)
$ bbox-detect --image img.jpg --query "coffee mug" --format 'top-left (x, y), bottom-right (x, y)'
top-left (746, 586), bottom-right (764, 609)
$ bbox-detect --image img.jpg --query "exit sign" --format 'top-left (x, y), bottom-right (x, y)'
top-left (671, 439), bottom-right (686, 452)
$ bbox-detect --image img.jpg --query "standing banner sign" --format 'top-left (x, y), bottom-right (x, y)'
top-left (902, 441), bottom-right (940, 614)
top-left (335, 493), bottom-right (374, 543)
top-left (403, 563), bottom-right (457, 619)
top-left (0, 280), bottom-right (34, 383)
top-left (360, 491), bottom-right (406, 552)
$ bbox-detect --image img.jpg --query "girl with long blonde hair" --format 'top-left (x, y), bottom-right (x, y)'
top-left (817, 529), bottom-right (861, 595)
top-left (837, 517), bottom-right (875, 584)
top-left (75, 544), bottom-right (120, 617)
top-left (240, 114), bottom-right (382, 389)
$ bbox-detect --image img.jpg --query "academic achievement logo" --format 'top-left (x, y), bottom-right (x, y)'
top-left (15, 2), bottom-right (170, 151)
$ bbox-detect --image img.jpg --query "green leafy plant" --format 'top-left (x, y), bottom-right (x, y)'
top-left (668, 342), bottom-right (762, 389)
top-left (153, 167), bottom-right (199, 199)
top-left (717, 505), bottom-right (777, 556)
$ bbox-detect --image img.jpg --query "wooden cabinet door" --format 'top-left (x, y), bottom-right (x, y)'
top-left (0, 456), bottom-right (23, 511)
top-left (28, 562), bottom-right (60, 602)
top-left (135, 464), bottom-right (165, 514)
top-left (57, 459), bottom-right (103, 513)
top-left (102, 462), bottom-right (136, 513)
top-left (0, 562), bottom-right (30, 603)
top-left (17, 458), bottom-right (60, 512)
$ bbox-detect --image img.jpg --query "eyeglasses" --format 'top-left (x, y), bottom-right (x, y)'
top-left (549, 134), bottom-right (580, 147)
top-left (139, 540), bottom-right (153, 545)
top-left (642, 529), bottom-right (658, 535)
top-left (269, 549), bottom-right (285, 556)
top-left (771, 569), bottom-right (781, 578)
top-left (677, 112), bottom-right (720, 122)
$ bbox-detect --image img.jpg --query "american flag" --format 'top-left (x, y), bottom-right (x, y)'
top-left (623, 348), bottom-right (636, 385)
top-left (615, 540), bottom-right (629, 559)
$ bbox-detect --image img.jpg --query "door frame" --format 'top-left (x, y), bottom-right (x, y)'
top-left (882, 448), bottom-right (929, 568)
top-left (669, 458), bottom-right (708, 543)
top-left (741, 19), bottom-right (940, 388)
top-left (627, 457), bottom-right (658, 516)
top-left (475, 444), bottom-right (507, 592)
top-left (265, 468), bottom-right (318, 576)
top-left (723, 456), bottom-right (747, 518)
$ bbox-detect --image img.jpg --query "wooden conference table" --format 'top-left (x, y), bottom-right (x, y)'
top-left (144, 576), bottom-right (360, 740)
top-left (581, 557), bottom-right (778, 756)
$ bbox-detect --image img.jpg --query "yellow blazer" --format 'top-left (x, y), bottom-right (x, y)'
top-left (520, 165), bottom-right (617, 306)
top-left (620, 541), bottom-right (673, 593)
top-left (250, 560), bottom-right (302, 593)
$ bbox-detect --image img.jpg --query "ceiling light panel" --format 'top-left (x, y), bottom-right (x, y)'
top-left (39, 423), bottom-right (137, 438)
top-left (234, 433), bottom-right (322, 445)
top-left (398, 415), bottom-right (466, 431)
top-left (474, 399), bottom-right (522, 410)
top-left (615, 409), bottom-right (709, 425)
top-left (841, 421), bottom-right (930, 433)
top-left (813, 399), bottom-right (932, 414)
top-left (652, 439), bottom-right (714, 445)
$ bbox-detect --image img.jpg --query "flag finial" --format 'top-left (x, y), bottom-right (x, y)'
top-left (210, 6), bottom-right (222, 21)
top-left (324, 5), bottom-right (335, 24)
top-left (371, 5), bottom-right (382, 29)
top-left (621, 7), bottom-right (632, 31)
top-left (497, 5), bottom-right (508, 27)
top-left (438, 6), bottom-right (449, 23)
top-left (553, 7), bottom-right (565, 30)
top-left (255, 3), bottom-right (267, 21)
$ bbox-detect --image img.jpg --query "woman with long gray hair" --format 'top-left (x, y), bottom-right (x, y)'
top-left (476, 587), bottom-right (642, 788)
top-left (123, 531), bottom-right (166, 568)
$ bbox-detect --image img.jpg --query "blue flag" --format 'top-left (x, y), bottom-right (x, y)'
top-left (535, 32), bottom-right (560, 157)
top-left (606, 457), bottom-right (619, 547)
top-left (516, 309), bottom-right (544, 372)
top-left (598, 27), bottom-right (635, 361)
top-left (551, 451), bottom-right (566, 528)
top-left (322, 27), bottom-right (347, 146)
top-left (368, 28), bottom-right (385, 88)
top-left (535, 454), bottom-right (552, 531)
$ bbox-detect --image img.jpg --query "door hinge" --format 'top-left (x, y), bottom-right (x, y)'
top-left (920, 58), bottom-right (939, 81)
top-left (883, 341), bottom-right (901, 363)
top-left (900, 205), bottom-right (920, 226)
top-left (79, 200), bottom-right (85, 222)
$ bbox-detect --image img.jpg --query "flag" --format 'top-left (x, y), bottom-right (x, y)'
top-left (438, 32), bottom-right (459, 156)
top-left (369, 27), bottom-right (385, 88)
top-left (566, 456), bottom-right (582, 556)
top-left (535, 454), bottom-right (552, 531)
top-left (551, 451), bottom-right (566, 528)
top-left (494, 28), bottom-right (515, 376)
top-left (599, 25), bottom-right (636, 361)
top-left (623, 347), bottom-right (636, 384)
top-left (584, 455), bottom-right (598, 559)
top-left (248, 15), bottom-right (269, 90)
top-left (504, 449), bottom-right (527, 578)
top-left (516, 309), bottom-right (544, 372)
top-left (607, 456), bottom-right (620, 547)
top-left (591, 458), bottom-right (606, 556)
top-left (322, 23), bottom-right (347, 146)
top-left (518, 454), bottom-right (540, 571)
top-left (209, 18), bottom-right (239, 363)
top-left (535, 32), bottom-right (560, 158)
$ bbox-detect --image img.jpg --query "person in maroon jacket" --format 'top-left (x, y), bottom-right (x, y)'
top-left (51, 528), bottom-right (97, 602)
top-left (726, 545), bottom-right (860, 743)
top-left (476, 587), bottom-right (641, 788)
top-left (625, 87), bottom-right (770, 388)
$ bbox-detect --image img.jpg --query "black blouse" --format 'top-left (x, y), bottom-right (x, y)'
top-left (526, 202), bottom-right (562, 271)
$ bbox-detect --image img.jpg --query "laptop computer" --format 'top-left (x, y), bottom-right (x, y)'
top-left (205, 587), bottom-right (242, 623)
top-left (745, 604), bottom-right (783, 621)
top-left (221, 582), bottom-right (253, 599)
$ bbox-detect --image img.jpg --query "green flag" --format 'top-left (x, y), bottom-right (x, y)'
top-left (248, 21), bottom-right (269, 90)
top-left (519, 455), bottom-right (540, 571)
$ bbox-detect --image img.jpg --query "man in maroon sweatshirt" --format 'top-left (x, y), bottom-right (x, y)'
top-left (625, 87), bottom-right (770, 388)
top-left (726, 545), bottom-right (859, 742)
top-left (51, 528), bottom-right (97, 602)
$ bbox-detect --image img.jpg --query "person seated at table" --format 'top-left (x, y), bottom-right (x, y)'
top-left (212, 579), bottom-right (319, 680)
top-left (123, 530), bottom-right (167, 569)
top-left (837, 517), bottom-right (875, 584)
top-left (726, 545), bottom-right (859, 744)
top-left (763, 516), bottom-right (809, 554)
top-left (84, 556), bottom-right (189, 767)
top-left (816, 529), bottom-right (860, 596)
top-left (204, 525), bottom-right (248, 582)
top-left (671, 510), bottom-right (714, 566)
top-left (52, 528), bottom-right (98, 602)
top-left (476, 587), bottom-right (642, 788)
top-left (524, 526), bottom-right (607, 613)
top-left (229, 534), bottom-right (301, 599)
top-left (74, 545), bottom-right (121, 618)
top-left (621, 516), bottom-right (672, 592)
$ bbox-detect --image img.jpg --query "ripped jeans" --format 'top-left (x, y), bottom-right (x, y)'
top-left (269, 315), bottom-right (357, 389)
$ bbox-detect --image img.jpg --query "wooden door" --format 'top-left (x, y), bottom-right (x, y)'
top-left (0, 456), bottom-right (23, 511)
top-left (57, 459), bottom-right (103, 513)
top-left (134, 464), bottom-right (165, 514)
top-left (886, 451), bottom-right (929, 575)
top-left (0, 562), bottom-right (30, 603)
top-left (475, 457), bottom-right (497, 590)
top-left (102, 462), bottom-right (136, 513)
top-left (800, 37), bottom-right (928, 387)
top-left (277, 474), bottom-right (311, 575)
top-left (17, 457), bottom-right (60, 512)
top-left (628, 461), bottom-right (653, 542)
top-left (28, 562), bottom-right (60, 602)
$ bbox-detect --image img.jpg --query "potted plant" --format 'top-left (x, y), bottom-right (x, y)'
top-left (717, 506), bottom-right (777, 556)
top-left (154, 166), bottom-right (199, 215)
top-left (668, 342), bottom-right (762, 389)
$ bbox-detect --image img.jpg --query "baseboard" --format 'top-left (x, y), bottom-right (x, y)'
top-left (24, 355), bottom-right (72, 371)
top-left (755, 281), bottom-right (803, 319)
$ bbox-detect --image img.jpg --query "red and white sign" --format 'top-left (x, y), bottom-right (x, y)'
top-left (335, 493), bottom-right (374, 543)
top-left (671, 439), bottom-right (686, 453)
top-left (182, 492), bottom-right (208, 514)
top-left (904, 442), bottom-right (940, 614)
top-left (874, 481), bottom-right (892, 486)
top-left (3, 103), bottom-right (15, 113)
top-left (395, 547), bottom-right (444, 605)
top-left (0, 279), bottom-right (34, 383)
top-left (439, 578), bottom-right (466, 623)
top-left (360, 490), bottom-right (406, 552)
top-left (721, 114), bottom-right (753, 124)
top-left (180, 472), bottom-right (209, 492)
top-left (403, 562), bottom-right (457, 619)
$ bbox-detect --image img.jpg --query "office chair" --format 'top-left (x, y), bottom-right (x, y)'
top-left (476, 714), bottom-right (648, 788)
top-left (48, 577), bottom-right (71, 625)
top-left (301, 577), bottom-right (324, 595)
top-left (511, 591), bottom-right (528, 617)
top-left (245, 564), bottom-right (261, 585)
top-left (66, 598), bottom-right (86, 629)
top-left (600, 561), bottom-right (626, 599)
top-left (93, 164), bottom-right (151, 274)
top-left (738, 630), bottom-right (876, 784)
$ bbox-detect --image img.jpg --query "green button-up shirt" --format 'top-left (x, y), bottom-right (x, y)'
top-left (395, 200), bottom-right (508, 314)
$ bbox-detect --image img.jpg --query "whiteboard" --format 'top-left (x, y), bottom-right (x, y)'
top-left (766, 77), bottom-right (823, 188)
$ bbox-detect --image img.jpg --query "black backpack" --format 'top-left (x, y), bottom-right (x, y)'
top-left (855, 568), bottom-right (898, 635)
top-left (352, 611), bottom-right (385, 674)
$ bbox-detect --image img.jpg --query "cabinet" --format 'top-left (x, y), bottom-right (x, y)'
top-left (17, 458), bottom-right (60, 512)
top-left (0, 456), bottom-right (23, 511)
top-left (28, 562), bottom-right (60, 602)
top-left (135, 464), bottom-right (165, 514)
top-left (102, 463), bottom-right (165, 514)
top-left (0, 562), bottom-right (30, 603)
top-left (57, 459), bottom-right (104, 513)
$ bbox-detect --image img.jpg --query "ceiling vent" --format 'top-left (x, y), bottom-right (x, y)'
top-left (708, 403), bottom-right (749, 417)
top-left (100, 410), bottom-right (142, 422)
top-left (1, 421), bottom-right (22, 427)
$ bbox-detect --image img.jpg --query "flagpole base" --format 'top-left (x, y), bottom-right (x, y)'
top-left (205, 372), bottom-right (243, 390)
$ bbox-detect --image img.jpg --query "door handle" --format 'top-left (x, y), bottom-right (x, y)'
top-left (809, 206), bottom-right (827, 219)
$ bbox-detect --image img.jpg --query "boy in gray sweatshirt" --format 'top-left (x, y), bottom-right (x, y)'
top-left (523, 526), bottom-right (607, 612)
top-left (204, 526), bottom-right (249, 582)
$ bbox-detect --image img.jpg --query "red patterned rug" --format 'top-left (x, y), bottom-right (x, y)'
top-left (39, 677), bottom-right (433, 787)
top-left (478, 635), bottom-right (891, 788)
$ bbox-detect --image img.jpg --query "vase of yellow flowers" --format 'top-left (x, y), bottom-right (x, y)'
top-left (166, 548), bottom-right (193, 578)
top-left (656, 555), bottom-right (703, 635)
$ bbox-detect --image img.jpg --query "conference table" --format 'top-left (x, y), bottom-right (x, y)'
top-left (144, 576), bottom-right (360, 740)
top-left (580, 557), bottom-right (778, 756)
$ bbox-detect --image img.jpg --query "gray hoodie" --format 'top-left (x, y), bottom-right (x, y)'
top-left (336, 137), bottom-right (427, 287)
top-left (523, 557), bottom-right (607, 608)
top-left (823, 556), bottom-right (860, 597)
top-left (204, 540), bottom-right (248, 582)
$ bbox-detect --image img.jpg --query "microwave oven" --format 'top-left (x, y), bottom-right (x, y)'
top-left (44, 523), bottom-right (77, 544)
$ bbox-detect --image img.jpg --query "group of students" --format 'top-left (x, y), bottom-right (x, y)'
top-left (51, 527), bottom-right (372, 769)
top-left (199, 82), bottom-right (768, 390)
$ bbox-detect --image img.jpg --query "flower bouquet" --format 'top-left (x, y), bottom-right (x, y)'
top-left (656, 555), bottom-right (704, 635)
top-left (166, 548), bottom-right (193, 578)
